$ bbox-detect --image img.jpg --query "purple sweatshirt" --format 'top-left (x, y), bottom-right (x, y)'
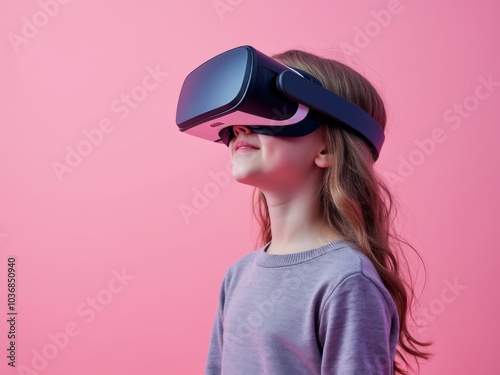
top-left (205, 239), bottom-right (399, 375)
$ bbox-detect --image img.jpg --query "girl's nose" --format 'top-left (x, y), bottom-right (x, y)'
top-left (232, 125), bottom-right (252, 138)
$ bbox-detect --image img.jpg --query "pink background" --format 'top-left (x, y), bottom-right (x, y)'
top-left (0, 0), bottom-right (498, 374)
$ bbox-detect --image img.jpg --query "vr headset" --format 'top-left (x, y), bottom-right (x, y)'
top-left (175, 45), bottom-right (384, 160)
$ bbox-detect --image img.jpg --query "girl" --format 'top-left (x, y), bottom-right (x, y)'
top-left (204, 49), bottom-right (430, 374)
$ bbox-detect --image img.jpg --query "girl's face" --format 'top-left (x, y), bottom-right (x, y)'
top-left (228, 125), bottom-right (330, 194)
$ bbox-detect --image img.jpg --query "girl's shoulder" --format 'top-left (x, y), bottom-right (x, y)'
top-left (220, 240), bottom-right (395, 312)
top-left (318, 242), bottom-right (387, 289)
top-left (223, 240), bottom-right (384, 286)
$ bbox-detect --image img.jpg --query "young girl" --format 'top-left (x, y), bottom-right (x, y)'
top-left (203, 49), bottom-right (430, 374)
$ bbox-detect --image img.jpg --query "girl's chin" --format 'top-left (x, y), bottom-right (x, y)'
top-left (231, 170), bottom-right (261, 187)
top-left (232, 173), bottom-right (255, 184)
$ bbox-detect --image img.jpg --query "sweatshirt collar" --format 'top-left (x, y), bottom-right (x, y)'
top-left (255, 239), bottom-right (353, 267)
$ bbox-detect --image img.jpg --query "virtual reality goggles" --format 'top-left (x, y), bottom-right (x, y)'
top-left (175, 45), bottom-right (384, 160)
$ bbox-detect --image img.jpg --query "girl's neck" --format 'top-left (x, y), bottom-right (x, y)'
top-left (263, 190), bottom-right (342, 255)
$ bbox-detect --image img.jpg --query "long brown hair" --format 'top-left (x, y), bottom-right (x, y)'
top-left (251, 49), bottom-right (431, 374)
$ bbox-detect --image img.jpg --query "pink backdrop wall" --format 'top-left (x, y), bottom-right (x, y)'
top-left (1, 0), bottom-right (498, 374)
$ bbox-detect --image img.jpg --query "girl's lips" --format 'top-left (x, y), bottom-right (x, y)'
top-left (234, 141), bottom-right (260, 152)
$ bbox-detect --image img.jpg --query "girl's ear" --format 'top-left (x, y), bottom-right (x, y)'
top-left (315, 148), bottom-right (333, 168)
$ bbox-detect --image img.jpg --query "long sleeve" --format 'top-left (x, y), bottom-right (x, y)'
top-left (204, 277), bottom-right (225, 375)
top-left (318, 272), bottom-right (399, 375)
